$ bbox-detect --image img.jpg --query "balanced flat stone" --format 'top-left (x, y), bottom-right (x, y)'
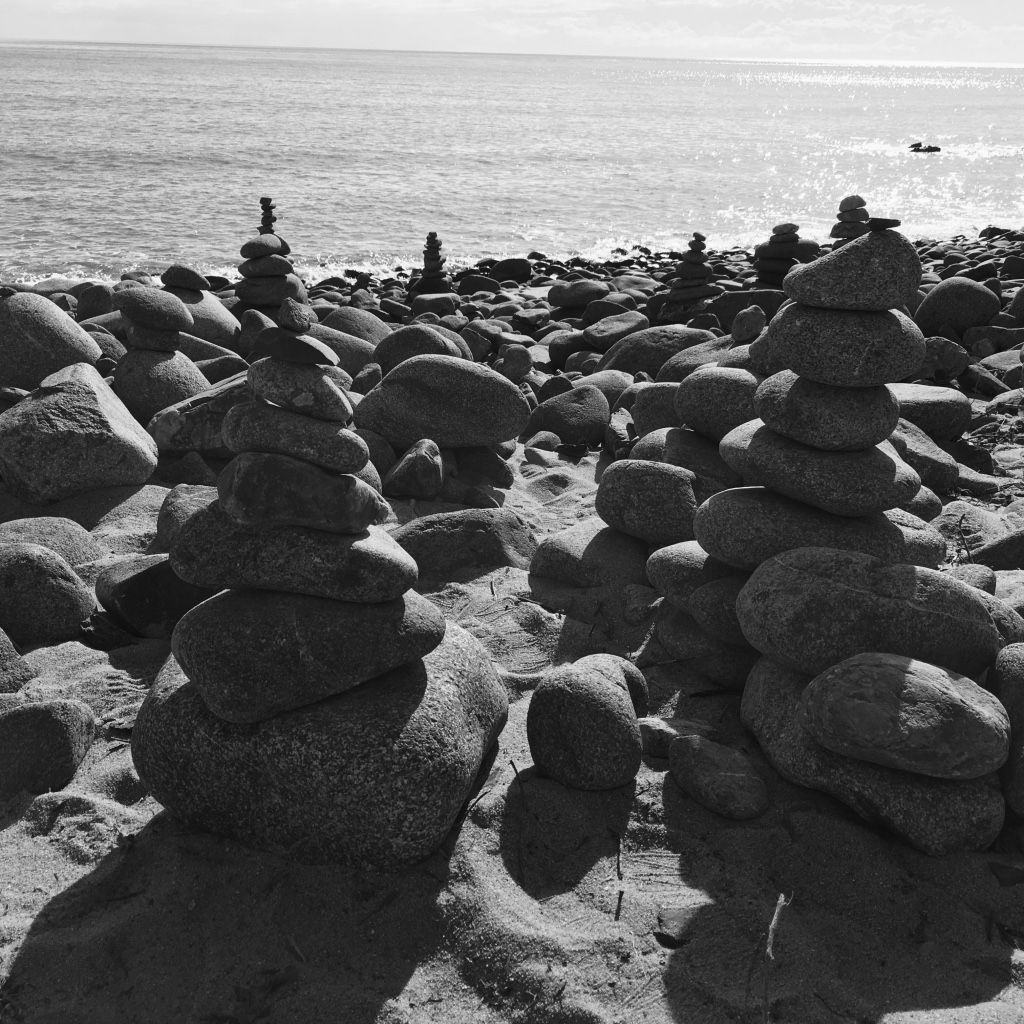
top-left (132, 622), bottom-right (507, 868)
top-left (218, 452), bottom-right (389, 534)
top-left (782, 229), bottom-right (922, 311)
top-left (766, 304), bottom-right (926, 387)
top-left (735, 546), bottom-right (1002, 677)
top-left (354, 354), bottom-right (531, 449)
top-left (0, 364), bottom-right (157, 504)
top-left (170, 500), bottom-right (416, 601)
top-left (798, 652), bottom-right (1010, 780)
top-left (112, 287), bottom-right (195, 332)
top-left (754, 370), bottom-right (900, 450)
top-left (112, 349), bottom-right (211, 425)
top-left (247, 357), bottom-right (353, 421)
top-left (221, 400), bottom-right (368, 473)
top-left (172, 588), bottom-right (447, 722)
top-left (719, 419), bottom-right (920, 517)
top-left (741, 656), bottom-right (1004, 856)
top-left (692, 486), bottom-right (915, 570)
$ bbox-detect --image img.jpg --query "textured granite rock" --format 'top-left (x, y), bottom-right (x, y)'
top-left (246, 357), bottom-right (353, 421)
top-left (113, 349), bottom-right (210, 425)
top-left (989, 644), bottom-right (1024, 817)
top-left (914, 276), bottom-right (1002, 338)
top-left (782, 229), bottom-right (922, 311)
top-left (0, 517), bottom-right (107, 568)
top-left (887, 382), bottom-right (972, 441)
top-left (799, 652), bottom-right (1009, 779)
top-left (887, 417), bottom-right (959, 494)
top-left (646, 539), bottom-right (747, 608)
top-left (0, 698), bottom-right (96, 795)
top-left (668, 735), bottom-right (768, 819)
top-left (742, 656), bottom-right (1004, 855)
top-left (524, 384), bottom-right (610, 447)
top-left (527, 662), bottom-right (642, 790)
top-left (674, 365), bottom-right (762, 441)
top-left (719, 420), bottom-right (920, 517)
top-left (146, 373), bottom-right (249, 457)
top-left (171, 500), bottom-right (416, 601)
top-left (0, 292), bottom-right (102, 390)
top-left (172, 588), bottom-right (447, 722)
top-left (595, 325), bottom-right (717, 377)
top-left (133, 622), bottom-right (507, 867)
top-left (390, 508), bottom-right (537, 579)
top-left (0, 364), bottom-right (157, 503)
top-left (595, 459), bottom-right (698, 544)
top-left (766, 304), bottom-right (926, 387)
top-left (755, 371), bottom-right (900, 451)
top-left (0, 543), bottom-right (94, 647)
top-left (221, 400), bottom-right (368, 473)
top-left (95, 554), bottom-right (217, 640)
top-left (736, 547), bottom-right (1001, 677)
top-left (529, 517), bottom-right (649, 588)
top-left (354, 354), bottom-right (531, 449)
top-left (218, 452), bottom-right (388, 534)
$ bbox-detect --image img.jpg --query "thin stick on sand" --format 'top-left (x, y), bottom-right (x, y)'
top-left (745, 892), bottom-right (792, 1023)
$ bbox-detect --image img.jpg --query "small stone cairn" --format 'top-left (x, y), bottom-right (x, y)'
top-left (830, 194), bottom-right (871, 247)
top-left (753, 222), bottom-right (820, 289)
top-left (407, 231), bottom-right (454, 297)
top-left (233, 197), bottom-right (308, 320)
top-left (131, 323), bottom-right (509, 866)
top-left (110, 286), bottom-right (210, 425)
top-left (663, 232), bottom-right (723, 307)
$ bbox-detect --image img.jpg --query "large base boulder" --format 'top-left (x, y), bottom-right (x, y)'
top-left (132, 623), bottom-right (508, 868)
top-left (741, 656), bottom-right (1004, 856)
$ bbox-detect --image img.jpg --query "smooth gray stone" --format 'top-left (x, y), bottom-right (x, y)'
top-left (595, 459), bottom-right (698, 545)
top-left (736, 546), bottom-right (1002, 677)
top-left (170, 500), bottom-right (416, 601)
top-left (132, 623), bottom-right (507, 868)
top-left (172, 587), bottom-right (447, 722)
top-left (741, 656), bottom-right (1004, 856)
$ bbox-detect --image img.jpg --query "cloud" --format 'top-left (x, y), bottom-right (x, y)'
top-left (3, 0), bottom-right (1023, 62)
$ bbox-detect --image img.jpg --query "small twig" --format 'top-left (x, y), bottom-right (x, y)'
top-left (614, 890), bottom-right (624, 921)
top-left (958, 514), bottom-right (974, 563)
top-left (609, 829), bottom-right (624, 880)
top-left (762, 893), bottom-right (791, 1024)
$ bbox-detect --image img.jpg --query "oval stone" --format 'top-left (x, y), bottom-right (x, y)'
top-left (222, 400), bottom-right (368, 473)
top-left (247, 357), bottom-right (353, 422)
top-left (719, 420), bottom-right (920, 517)
top-left (693, 487), bottom-right (934, 571)
top-left (218, 452), bottom-right (388, 534)
top-left (755, 370), bottom-right (900, 451)
top-left (646, 540), bottom-right (747, 608)
top-left (353, 354), bottom-right (531, 449)
top-left (669, 735), bottom-right (768, 820)
top-left (170, 501), bottom-right (416, 601)
top-left (527, 663), bottom-right (641, 790)
top-left (595, 459), bottom-right (698, 544)
top-left (766, 304), bottom-right (926, 387)
top-left (735, 546), bottom-right (1002, 676)
top-left (172, 588), bottom-right (447, 723)
top-left (887, 382), bottom-right (972, 441)
top-left (674, 365), bottom-right (762, 441)
top-left (799, 653), bottom-right (1010, 780)
top-left (132, 622), bottom-right (507, 868)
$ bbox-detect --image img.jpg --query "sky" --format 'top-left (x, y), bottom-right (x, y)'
top-left (3, 0), bottom-right (1024, 64)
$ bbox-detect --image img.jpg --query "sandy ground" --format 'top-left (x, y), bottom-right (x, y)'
top-left (2, 447), bottom-right (1024, 1024)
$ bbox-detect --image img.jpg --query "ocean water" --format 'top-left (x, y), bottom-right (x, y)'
top-left (2, 42), bottom-right (1024, 283)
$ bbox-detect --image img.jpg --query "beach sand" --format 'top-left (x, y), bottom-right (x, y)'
top-left (2, 444), bottom-right (1024, 1024)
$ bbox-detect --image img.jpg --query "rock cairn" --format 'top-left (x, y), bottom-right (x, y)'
top-left (407, 231), bottom-right (454, 298)
top-left (664, 232), bottom-right (723, 307)
top-left (693, 219), bottom-right (935, 574)
top-left (233, 197), bottom-right (308, 320)
top-left (753, 222), bottom-right (820, 289)
top-left (110, 287), bottom-right (210, 425)
top-left (131, 331), bottom-right (509, 866)
top-left (830, 194), bottom-right (871, 247)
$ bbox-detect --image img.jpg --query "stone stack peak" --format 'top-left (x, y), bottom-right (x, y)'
top-left (664, 232), bottom-right (723, 308)
top-left (235, 197), bottom-right (306, 321)
top-left (753, 222), bottom-right (820, 289)
top-left (407, 231), bottom-right (454, 297)
top-left (829, 194), bottom-right (870, 246)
